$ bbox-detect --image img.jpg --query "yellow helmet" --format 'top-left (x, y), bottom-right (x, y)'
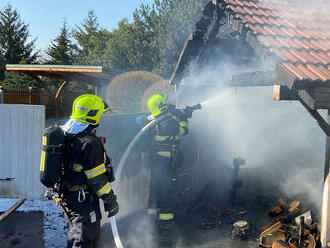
top-left (147, 94), bottom-right (168, 117)
top-left (70, 94), bottom-right (110, 125)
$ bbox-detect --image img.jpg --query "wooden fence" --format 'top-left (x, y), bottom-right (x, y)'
top-left (2, 87), bottom-right (92, 118)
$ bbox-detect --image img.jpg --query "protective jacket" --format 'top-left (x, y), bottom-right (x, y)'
top-left (149, 113), bottom-right (189, 159)
top-left (147, 112), bottom-right (189, 222)
top-left (62, 130), bottom-right (115, 248)
top-left (63, 131), bottom-right (112, 202)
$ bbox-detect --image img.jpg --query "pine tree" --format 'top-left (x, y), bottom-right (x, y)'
top-left (45, 22), bottom-right (77, 65)
top-left (73, 10), bottom-right (111, 66)
top-left (0, 5), bottom-right (38, 80)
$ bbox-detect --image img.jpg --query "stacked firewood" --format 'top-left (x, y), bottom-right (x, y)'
top-left (259, 198), bottom-right (320, 248)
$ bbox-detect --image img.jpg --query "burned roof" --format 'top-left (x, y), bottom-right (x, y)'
top-left (170, 0), bottom-right (330, 89)
top-left (224, 0), bottom-right (330, 88)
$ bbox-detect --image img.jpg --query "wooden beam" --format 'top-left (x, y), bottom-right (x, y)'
top-left (273, 85), bottom-right (299, 101)
top-left (315, 87), bottom-right (330, 110)
top-left (6, 65), bottom-right (103, 73)
top-left (0, 198), bottom-right (26, 223)
top-left (23, 72), bottom-right (53, 96)
top-left (298, 89), bottom-right (316, 109)
top-left (231, 71), bottom-right (280, 87)
top-left (322, 110), bottom-right (330, 247)
top-left (55, 81), bottom-right (68, 100)
top-left (298, 97), bottom-right (330, 137)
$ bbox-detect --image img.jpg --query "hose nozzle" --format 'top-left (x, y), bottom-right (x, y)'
top-left (191, 103), bottom-right (202, 111)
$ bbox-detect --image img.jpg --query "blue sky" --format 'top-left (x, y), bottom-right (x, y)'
top-left (1, 0), bottom-right (154, 53)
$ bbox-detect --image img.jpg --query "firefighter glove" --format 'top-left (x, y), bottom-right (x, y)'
top-left (103, 190), bottom-right (119, 217)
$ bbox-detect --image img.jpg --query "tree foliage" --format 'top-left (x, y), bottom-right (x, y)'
top-left (154, 0), bottom-right (206, 77)
top-left (72, 1), bottom-right (206, 78)
top-left (104, 5), bottom-right (160, 72)
top-left (73, 10), bottom-right (111, 66)
top-left (0, 5), bottom-right (38, 82)
top-left (0, 1), bottom-right (208, 90)
top-left (45, 22), bottom-right (77, 65)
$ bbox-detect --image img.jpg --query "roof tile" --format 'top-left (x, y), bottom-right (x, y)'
top-left (289, 50), bottom-right (315, 64)
top-left (296, 64), bottom-right (319, 80)
top-left (225, 0), bottom-right (330, 84)
top-left (257, 35), bottom-right (278, 47)
top-left (263, 26), bottom-right (277, 36)
top-left (310, 51), bottom-right (330, 65)
top-left (246, 1), bottom-right (259, 9)
top-left (235, 6), bottom-right (248, 15)
top-left (234, 0), bottom-right (244, 6)
top-left (275, 37), bottom-right (291, 48)
top-left (292, 38), bottom-right (311, 50)
top-left (280, 63), bottom-right (308, 80)
top-left (279, 27), bottom-right (295, 38)
top-left (318, 65), bottom-right (330, 79)
top-left (295, 29), bottom-right (312, 40)
top-left (243, 14), bottom-right (257, 24)
top-left (277, 49), bottom-right (301, 63)
top-left (306, 64), bottom-right (330, 81)
top-left (252, 15), bottom-right (265, 24)
top-left (311, 40), bottom-right (329, 52)
top-left (242, 7), bottom-right (254, 15)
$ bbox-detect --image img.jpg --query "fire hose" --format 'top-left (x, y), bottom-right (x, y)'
top-left (110, 104), bottom-right (202, 248)
top-left (110, 113), bottom-right (171, 248)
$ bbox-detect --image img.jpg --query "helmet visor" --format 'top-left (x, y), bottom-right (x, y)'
top-left (61, 118), bottom-right (89, 134)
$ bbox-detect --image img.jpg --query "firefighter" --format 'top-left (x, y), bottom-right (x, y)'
top-left (145, 94), bottom-right (189, 240)
top-left (60, 94), bottom-right (119, 248)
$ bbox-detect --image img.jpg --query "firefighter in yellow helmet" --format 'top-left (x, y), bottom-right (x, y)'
top-left (145, 94), bottom-right (189, 244)
top-left (60, 94), bottom-right (118, 248)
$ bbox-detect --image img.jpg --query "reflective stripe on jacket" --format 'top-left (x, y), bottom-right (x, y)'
top-left (150, 116), bottom-right (188, 158)
top-left (65, 131), bottom-right (111, 199)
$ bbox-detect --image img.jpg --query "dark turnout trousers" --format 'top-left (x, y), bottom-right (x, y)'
top-left (148, 157), bottom-right (176, 220)
top-left (65, 192), bottom-right (102, 248)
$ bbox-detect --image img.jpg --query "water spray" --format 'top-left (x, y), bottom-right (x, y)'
top-left (110, 104), bottom-right (202, 248)
top-left (200, 89), bottom-right (237, 108)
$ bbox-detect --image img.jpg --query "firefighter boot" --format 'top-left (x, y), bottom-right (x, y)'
top-left (156, 220), bottom-right (176, 247)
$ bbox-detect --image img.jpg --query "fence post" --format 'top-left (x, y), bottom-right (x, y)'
top-left (28, 87), bottom-right (32, 104)
top-left (40, 88), bottom-right (43, 105)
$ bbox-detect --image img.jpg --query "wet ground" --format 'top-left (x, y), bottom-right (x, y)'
top-left (99, 204), bottom-right (271, 248)
top-left (0, 211), bottom-right (44, 248)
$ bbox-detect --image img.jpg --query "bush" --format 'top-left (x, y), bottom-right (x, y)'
top-left (106, 71), bottom-right (163, 113)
